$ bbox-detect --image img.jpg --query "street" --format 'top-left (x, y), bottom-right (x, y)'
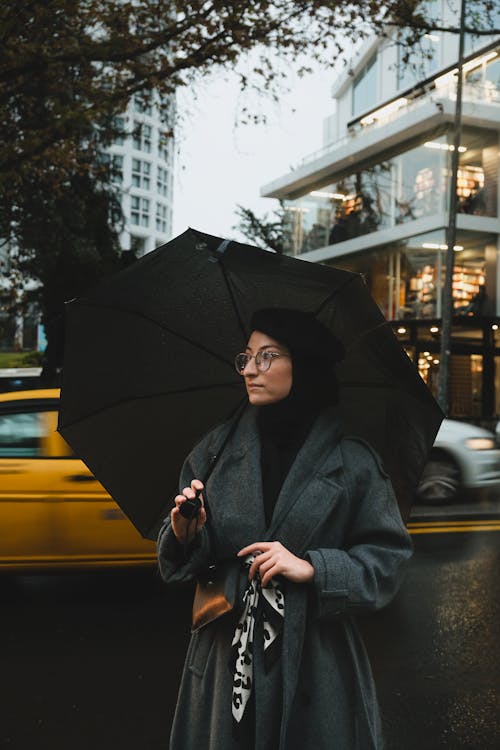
top-left (1, 497), bottom-right (500, 750)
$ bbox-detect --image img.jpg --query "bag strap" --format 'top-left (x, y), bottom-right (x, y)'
top-left (182, 398), bottom-right (247, 565)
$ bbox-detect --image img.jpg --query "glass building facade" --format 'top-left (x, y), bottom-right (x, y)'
top-left (270, 43), bottom-right (500, 421)
top-left (286, 126), bottom-right (498, 256)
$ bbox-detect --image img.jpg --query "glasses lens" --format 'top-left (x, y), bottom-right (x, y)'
top-left (234, 354), bottom-right (249, 373)
top-left (256, 351), bottom-right (272, 372)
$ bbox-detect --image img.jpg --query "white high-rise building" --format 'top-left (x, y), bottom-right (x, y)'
top-left (107, 92), bottom-right (175, 256)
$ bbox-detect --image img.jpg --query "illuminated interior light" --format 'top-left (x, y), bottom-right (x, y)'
top-left (492, 324), bottom-right (499, 331)
top-left (310, 191), bottom-right (345, 200)
top-left (397, 327), bottom-right (407, 334)
top-left (423, 351), bottom-right (430, 356)
top-left (422, 242), bottom-right (464, 251)
top-left (430, 326), bottom-right (439, 333)
top-left (360, 97), bottom-right (408, 126)
top-left (423, 141), bottom-right (467, 152)
top-left (433, 359), bottom-right (440, 365)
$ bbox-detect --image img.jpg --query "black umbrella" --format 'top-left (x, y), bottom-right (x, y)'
top-left (58, 227), bottom-right (443, 539)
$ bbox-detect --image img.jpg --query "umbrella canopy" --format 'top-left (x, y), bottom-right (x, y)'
top-left (58, 228), bottom-right (443, 539)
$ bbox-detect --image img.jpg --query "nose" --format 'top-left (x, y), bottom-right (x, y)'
top-left (243, 356), bottom-right (258, 376)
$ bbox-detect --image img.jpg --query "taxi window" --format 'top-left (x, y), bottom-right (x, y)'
top-left (0, 411), bottom-right (48, 457)
top-left (0, 409), bottom-right (74, 458)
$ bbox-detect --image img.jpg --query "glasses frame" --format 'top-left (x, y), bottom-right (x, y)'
top-left (234, 350), bottom-right (289, 374)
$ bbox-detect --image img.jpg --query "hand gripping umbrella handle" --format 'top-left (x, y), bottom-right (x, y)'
top-left (178, 492), bottom-right (202, 520)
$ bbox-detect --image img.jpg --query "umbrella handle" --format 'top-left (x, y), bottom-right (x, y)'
top-left (178, 490), bottom-right (202, 520)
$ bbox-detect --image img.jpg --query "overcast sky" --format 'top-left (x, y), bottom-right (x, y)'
top-left (171, 67), bottom-right (336, 243)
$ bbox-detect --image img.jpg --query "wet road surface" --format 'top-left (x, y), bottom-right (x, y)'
top-left (2, 504), bottom-right (499, 750)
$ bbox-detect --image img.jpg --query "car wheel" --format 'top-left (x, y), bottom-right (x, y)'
top-left (416, 456), bottom-right (461, 504)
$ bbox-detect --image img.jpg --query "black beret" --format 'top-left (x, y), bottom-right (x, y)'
top-left (250, 308), bottom-right (345, 365)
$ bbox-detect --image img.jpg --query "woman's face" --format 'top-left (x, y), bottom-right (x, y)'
top-left (242, 331), bottom-right (292, 406)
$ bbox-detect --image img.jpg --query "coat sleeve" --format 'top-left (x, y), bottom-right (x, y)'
top-left (157, 451), bottom-right (213, 585)
top-left (305, 439), bottom-right (413, 620)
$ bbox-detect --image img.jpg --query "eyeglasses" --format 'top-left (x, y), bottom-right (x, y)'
top-left (234, 351), bottom-right (289, 374)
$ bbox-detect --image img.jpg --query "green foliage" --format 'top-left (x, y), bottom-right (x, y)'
top-left (0, 351), bottom-right (42, 367)
top-left (234, 202), bottom-right (292, 255)
top-left (1, 1), bottom-right (497, 191)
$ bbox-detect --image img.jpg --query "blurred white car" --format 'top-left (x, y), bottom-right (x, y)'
top-left (416, 418), bottom-right (500, 503)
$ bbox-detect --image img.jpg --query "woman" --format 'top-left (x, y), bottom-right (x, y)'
top-left (158, 308), bottom-right (413, 750)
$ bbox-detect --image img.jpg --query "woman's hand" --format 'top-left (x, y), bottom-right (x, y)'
top-left (171, 479), bottom-right (207, 543)
top-left (237, 541), bottom-right (314, 587)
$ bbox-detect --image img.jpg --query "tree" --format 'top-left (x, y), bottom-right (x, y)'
top-left (12, 169), bottom-right (126, 383)
top-left (1, 1), bottom-right (498, 189)
top-left (234, 202), bottom-right (292, 254)
top-left (0, 0), bottom-right (497, 373)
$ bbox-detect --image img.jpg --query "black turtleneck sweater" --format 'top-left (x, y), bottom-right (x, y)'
top-left (256, 355), bottom-right (334, 527)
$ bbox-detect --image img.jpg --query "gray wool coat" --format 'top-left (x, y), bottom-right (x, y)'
top-left (157, 407), bottom-right (413, 750)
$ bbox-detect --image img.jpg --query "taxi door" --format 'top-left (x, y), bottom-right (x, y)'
top-left (44, 413), bottom-right (156, 567)
top-left (0, 404), bottom-right (61, 567)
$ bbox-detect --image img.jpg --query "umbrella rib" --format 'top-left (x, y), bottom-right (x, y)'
top-left (75, 299), bottom-right (239, 368)
top-left (59, 382), bottom-right (244, 431)
top-left (217, 258), bottom-right (249, 341)
top-left (313, 274), bottom-right (362, 318)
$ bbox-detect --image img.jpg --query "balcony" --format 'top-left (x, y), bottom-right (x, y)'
top-left (262, 50), bottom-right (500, 202)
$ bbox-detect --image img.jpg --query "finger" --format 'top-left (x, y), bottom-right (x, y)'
top-left (261, 563), bottom-right (280, 588)
top-left (182, 486), bottom-right (197, 500)
top-left (174, 494), bottom-right (189, 508)
top-left (191, 479), bottom-right (204, 492)
top-left (256, 557), bottom-right (278, 580)
top-left (248, 551), bottom-right (272, 580)
top-left (237, 542), bottom-right (271, 557)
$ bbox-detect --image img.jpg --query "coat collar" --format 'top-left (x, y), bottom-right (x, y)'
top-left (207, 406), bottom-right (344, 554)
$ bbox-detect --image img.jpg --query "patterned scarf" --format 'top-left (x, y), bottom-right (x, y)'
top-left (231, 554), bottom-right (285, 723)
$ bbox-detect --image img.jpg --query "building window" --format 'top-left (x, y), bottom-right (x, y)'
top-left (113, 116), bottom-right (126, 146)
top-left (131, 159), bottom-right (151, 190)
top-left (132, 122), bottom-right (152, 153)
top-left (133, 93), bottom-right (153, 116)
top-left (156, 203), bottom-right (168, 233)
top-left (131, 196), bottom-right (150, 227)
top-left (465, 8), bottom-right (500, 55)
top-left (352, 55), bottom-right (377, 118)
top-left (111, 154), bottom-right (123, 184)
top-left (130, 235), bottom-right (146, 257)
top-left (158, 137), bottom-right (171, 162)
top-left (328, 230), bottom-right (493, 322)
top-left (456, 128), bottom-right (498, 217)
top-left (157, 166), bottom-right (169, 197)
top-left (464, 50), bottom-right (500, 104)
top-left (396, 0), bottom-right (441, 90)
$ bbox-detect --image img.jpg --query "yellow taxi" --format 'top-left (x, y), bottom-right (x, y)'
top-left (0, 389), bottom-right (156, 570)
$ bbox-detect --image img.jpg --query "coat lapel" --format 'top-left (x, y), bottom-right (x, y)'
top-left (266, 409), bottom-right (344, 554)
top-left (205, 408), bottom-right (267, 551)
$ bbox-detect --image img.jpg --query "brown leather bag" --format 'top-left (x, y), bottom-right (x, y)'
top-left (191, 559), bottom-right (239, 632)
